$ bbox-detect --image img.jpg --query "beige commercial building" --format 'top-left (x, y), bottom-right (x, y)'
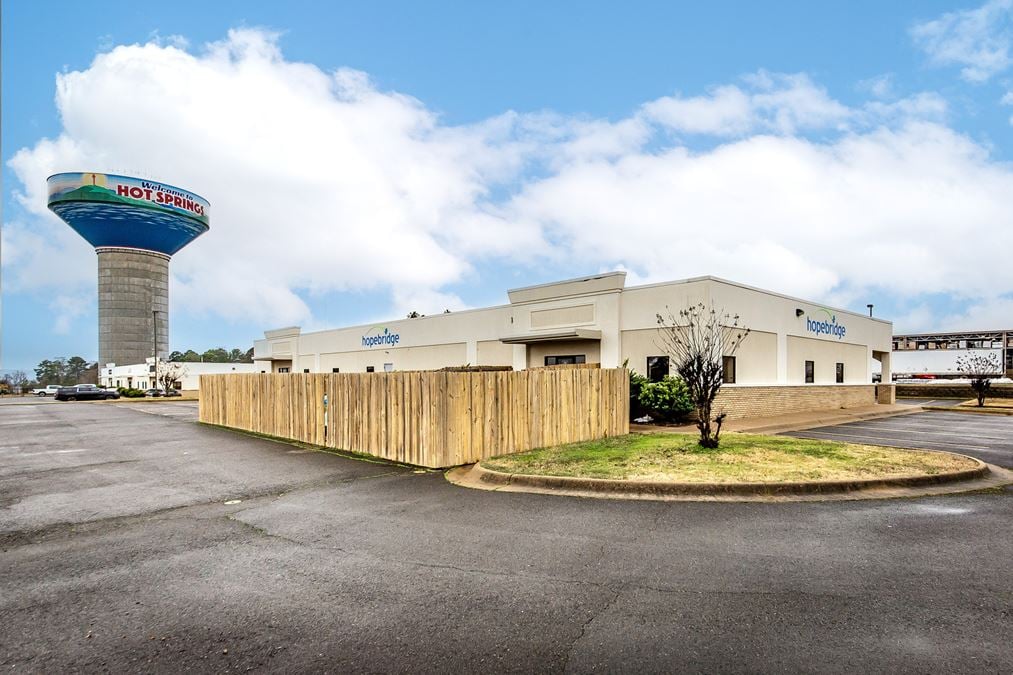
top-left (253, 273), bottom-right (894, 417)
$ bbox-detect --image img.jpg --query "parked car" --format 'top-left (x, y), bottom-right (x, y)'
top-left (31, 384), bottom-right (63, 397)
top-left (55, 386), bottom-right (120, 401)
top-left (144, 388), bottom-right (182, 398)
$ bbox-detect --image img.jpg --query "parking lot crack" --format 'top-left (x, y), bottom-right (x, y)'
top-left (561, 583), bottom-right (623, 673)
top-left (224, 513), bottom-right (338, 550)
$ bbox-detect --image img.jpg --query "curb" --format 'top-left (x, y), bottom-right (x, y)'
top-left (466, 452), bottom-right (992, 498)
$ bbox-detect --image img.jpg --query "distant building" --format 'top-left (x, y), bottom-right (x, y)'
top-left (99, 359), bottom-right (258, 392)
top-left (891, 329), bottom-right (1013, 378)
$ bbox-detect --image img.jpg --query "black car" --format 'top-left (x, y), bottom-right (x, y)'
top-left (55, 385), bottom-right (120, 401)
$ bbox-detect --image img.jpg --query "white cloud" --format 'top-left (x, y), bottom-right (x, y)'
top-left (911, 0), bottom-right (1013, 82)
top-left (7, 29), bottom-right (534, 327)
top-left (504, 121), bottom-right (1013, 305)
top-left (6, 29), bottom-right (1013, 339)
top-left (892, 304), bottom-right (937, 333)
top-left (1002, 90), bottom-right (1013, 124)
top-left (642, 84), bottom-right (757, 135)
top-left (640, 71), bottom-right (945, 137)
top-left (942, 296), bottom-right (1013, 330)
top-left (858, 74), bottom-right (895, 99)
top-left (642, 73), bottom-right (853, 136)
top-left (48, 293), bottom-right (94, 334)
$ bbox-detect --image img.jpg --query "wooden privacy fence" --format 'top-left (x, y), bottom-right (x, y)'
top-left (199, 369), bottom-right (629, 468)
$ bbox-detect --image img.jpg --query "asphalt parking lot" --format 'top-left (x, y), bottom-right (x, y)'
top-left (786, 410), bottom-right (1013, 469)
top-left (2, 402), bottom-right (1011, 672)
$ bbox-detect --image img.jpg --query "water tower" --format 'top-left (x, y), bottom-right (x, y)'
top-left (47, 172), bottom-right (210, 368)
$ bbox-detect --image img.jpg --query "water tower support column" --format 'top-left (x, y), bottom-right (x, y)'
top-left (96, 247), bottom-right (169, 367)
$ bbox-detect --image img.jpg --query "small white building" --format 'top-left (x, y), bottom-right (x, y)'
top-left (99, 359), bottom-right (259, 392)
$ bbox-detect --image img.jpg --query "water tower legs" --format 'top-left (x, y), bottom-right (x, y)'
top-left (96, 247), bottom-right (170, 367)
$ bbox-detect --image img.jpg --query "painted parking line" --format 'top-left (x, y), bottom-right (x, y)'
top-left (789, 429), bottom-right (992, 453)
top-left (815, 423), bottom-right (1012, 443)
top-left (823, 418), bottom-right (1013, 434)
top-left (909, 411), bottom-right (1013, 423)
top-left (828, 416), bottom-right (1013, 434)
top-left (833, 417), bottom-right (1012, 431)
top-left (5, 448), bottom-right (91, 457)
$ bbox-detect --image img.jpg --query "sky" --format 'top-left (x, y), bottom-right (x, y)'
top-left (3, 0), bottom-right (1013, 372)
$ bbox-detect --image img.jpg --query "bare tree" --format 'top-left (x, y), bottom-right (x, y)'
top-left (156, 361), bottom-right (187, 392)
top-left (7, 370), bottom-right (30, 396)
top-left (656, 303), bottom-right (750, 448)
top-left (956, 352), bottom-right (1002, 407)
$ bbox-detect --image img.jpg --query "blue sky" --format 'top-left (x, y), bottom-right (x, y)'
top-left (3, 1), bottom-right (1013, 372)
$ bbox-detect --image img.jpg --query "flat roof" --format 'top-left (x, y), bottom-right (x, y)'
top-left (625, 275), bottom-right (893, 326)
top-left (259, 271), bottom-right (892, 340)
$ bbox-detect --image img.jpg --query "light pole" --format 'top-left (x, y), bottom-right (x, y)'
top-left (152, 310), bottom-right (161, 391)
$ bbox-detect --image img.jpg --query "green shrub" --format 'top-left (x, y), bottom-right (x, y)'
top-left (117, 387), bottom-right (146, 398)
top-left (629, 369), bottom-right (649, 420)
top-left (638, 376), bottom-right (694, 423)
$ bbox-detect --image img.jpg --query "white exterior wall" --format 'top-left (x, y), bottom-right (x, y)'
top-left (100, 360), bottom-right (258, 390)
top-left (620, 277), bottom-right (892, 385)
top-left (252, 274), bottom-right (893, 385)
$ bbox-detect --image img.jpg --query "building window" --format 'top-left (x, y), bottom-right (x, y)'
top-left (332, 368), bottom-right (340, 373)
top-left (303, 368), bottom-right (310, 373)
top-left (384, 363), bottom-right (394, 372)
top-left (366, 366), bottom-right (375, 373)
top-left (836, 362), bottom-right (844, 383)
top-left (804, 361), bottom-right (815, 384)
top-left (647, 356), bottom-right (669, 382)
top-left (278, 367), bottom-right (289, 373)
top-left (722, 356), bottom-right (736, 384)
top-left (544, 355), bottom-right (586, 366)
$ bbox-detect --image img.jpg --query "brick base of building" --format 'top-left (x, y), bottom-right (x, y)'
top-left (876, 384), bottom-right (896, 404)
top-left (714, 385), bottom-right (877, 421)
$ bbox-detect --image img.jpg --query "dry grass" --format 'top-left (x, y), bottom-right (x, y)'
top-left (484, 433), bottom-right (977, 483)
top-left (958, 399), bottom-right (1013, 409)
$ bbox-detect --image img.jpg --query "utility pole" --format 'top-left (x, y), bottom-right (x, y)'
top-left (152, 310), bottom-right (159, 391)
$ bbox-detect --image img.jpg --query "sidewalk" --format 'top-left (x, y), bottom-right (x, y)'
top-left (632, 403), bottom-right (919, 436)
